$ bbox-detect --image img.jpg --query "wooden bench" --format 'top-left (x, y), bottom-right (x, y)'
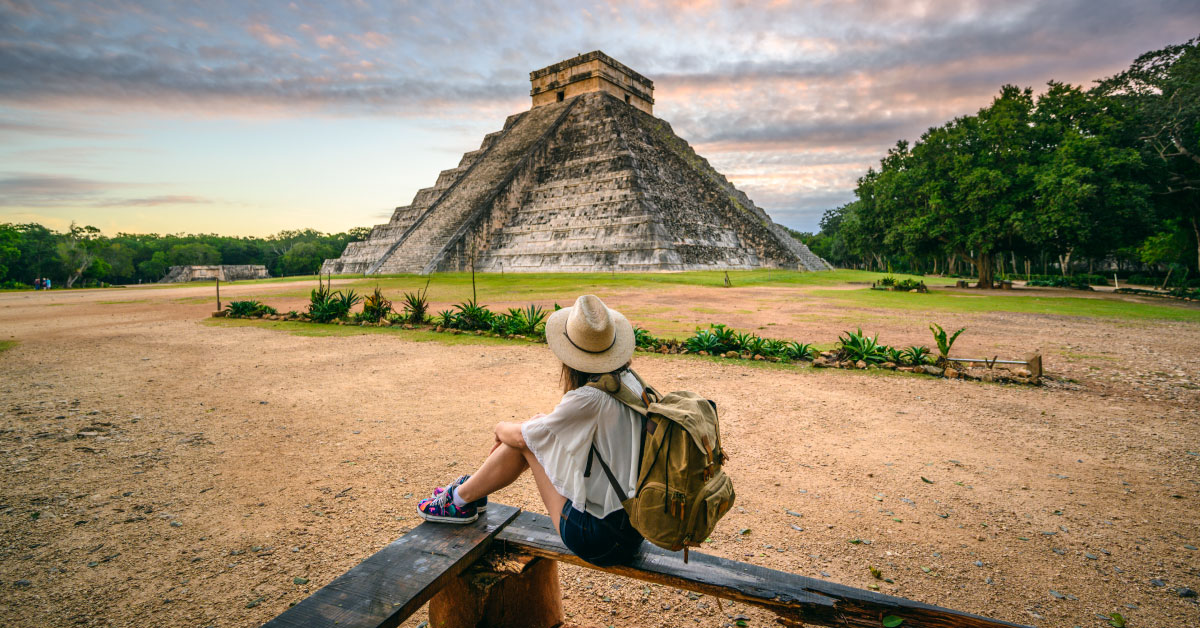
top-left (264, 504), bottom-right (1032, 628)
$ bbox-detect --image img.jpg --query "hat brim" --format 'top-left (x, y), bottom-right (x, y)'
top-left (545, 305), bottom-right (635, 374)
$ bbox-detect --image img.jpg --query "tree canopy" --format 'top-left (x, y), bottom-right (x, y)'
top-left (0, 224), bottom-right (368, 288)
top-left (809, 37), bottom-right (1198, 287)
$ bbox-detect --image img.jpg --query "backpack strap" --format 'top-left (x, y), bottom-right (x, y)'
top-left (584, 445), bottom-right (629, 503)
top-left (584, 368), bottom-right (657, 415)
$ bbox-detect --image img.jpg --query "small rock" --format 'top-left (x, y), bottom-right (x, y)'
top-left (169, 521), bottom-right (182, 528)
top-left (1178, 587), bottom-right (1196, 598)
top-left (881, 362), bottom-right (896, 369)
top-left (293, 577), bottom-right (309, 585)
top-left (855, 360), bottom-right (867, 369)
top-left (724, 351), bottom-right (738, 359)
top-left (922, 365), bottom-right (944, 376)
top-left (15, 579), bottom-right (32, 587)
top-left (1150, 578), bottom-right (1166, 587)
top-left (944, 367), bottom-right (959, 379)
top-left (1049, 590), bottom-right (1066, 600)
top-left (1013, 367), bottom-right (1032, 377)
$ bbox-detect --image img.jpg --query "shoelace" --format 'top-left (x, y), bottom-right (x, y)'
top-left (428, 487), bottom-right (453, 507)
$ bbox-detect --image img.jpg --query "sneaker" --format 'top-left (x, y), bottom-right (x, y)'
top-left (433, 474), bottom-right (487, 511)
top-left (417, 486), bottom-right (478, 524)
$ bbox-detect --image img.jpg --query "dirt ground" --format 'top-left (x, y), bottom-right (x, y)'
top-left (1, 278), bottom-right (1198, 628)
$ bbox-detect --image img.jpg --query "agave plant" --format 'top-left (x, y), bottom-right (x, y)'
top-left (685, 329), bottom-right (722, 354)
top-left (453, 299), bottom-right (494, 331)
top-left (882, 346), bottom-right (905, 365)
top-left (401, 280), bottom-right (430, 324)
top-left (783, 341), bottom-right (817, 361)
top-left (517, 304), bottom-right (548, 336)
top-left (436, 309), bottom-right (456, 328)
top-left (742, 335), bottom-right (768, 356)
top-left (633, 325), bottom-right (659, 349)
top-left (224, 300), bottom-right (275, 317)
top-left (901, 345), bottom-right (932, 366)
top-left (733, 332), bottom-right (758, 353)
top-left (707, 324), bottom-right (738, 353)
top-left (837, 328), bottom-right (888, 364)
top-left (307, 283), bottom-right (340, 323)
top-left (333, 291), bottom-right (360, 317)
top-left (929, 323), bottom-right (966, 360)
top-left (358, 286), bottom-right (393, 323)
top-left (761, 338), bottom-right (788, 358)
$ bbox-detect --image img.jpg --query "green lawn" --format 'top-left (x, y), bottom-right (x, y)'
top-left (205, 269), bottom-right (947, 303)
top-left (195, 269), bottom-right (1200, 323)
top-left (0, 340), bottom-right (16, 353)
top-left (811, 287), bottom-right (1200, 322)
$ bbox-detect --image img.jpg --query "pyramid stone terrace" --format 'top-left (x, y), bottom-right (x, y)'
top-left (321, 52), bottom-right (829, 275)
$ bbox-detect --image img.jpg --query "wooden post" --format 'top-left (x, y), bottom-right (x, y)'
top-left (429, 554), bottom-right (563, 628)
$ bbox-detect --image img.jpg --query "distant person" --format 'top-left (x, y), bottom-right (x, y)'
top-left (44, 278), bottom-right (51, 290)
top-left (34, 278), bottom-right (41, 290)
top-left (417, 295), bottom-right (646, 567)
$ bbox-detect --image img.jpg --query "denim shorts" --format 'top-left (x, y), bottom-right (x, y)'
top-left (559, 500), bottom-right (644, 567)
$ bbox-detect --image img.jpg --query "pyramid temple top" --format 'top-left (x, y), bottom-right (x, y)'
top-left (530, 51), bottom-right (654, 115)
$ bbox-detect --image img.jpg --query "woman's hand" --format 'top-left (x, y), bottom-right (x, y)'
top-left (494, 421), bottom-right (526, 450)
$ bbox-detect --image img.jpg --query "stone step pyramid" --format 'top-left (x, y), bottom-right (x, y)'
top-left (322, 52), bottom-right (830, 275)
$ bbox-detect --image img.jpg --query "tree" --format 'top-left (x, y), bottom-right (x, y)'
top-left (137, 251), bottom-right (170, 281)
top-left (12, 223), bottom-right (58, 284)
top-left (167, 242), bottom-right (221, 266)
top-left (0, 224), bottom-right (20, 282)
top-left (57, 223), bottom-right (104, 288)
top-left (281, 241), bottom-right (334, 276)
top-left (1099, 37), bottom-right (1200, 273)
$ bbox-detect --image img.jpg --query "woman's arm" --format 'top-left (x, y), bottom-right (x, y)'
top-left (495, 420), bottom-right (529, 449)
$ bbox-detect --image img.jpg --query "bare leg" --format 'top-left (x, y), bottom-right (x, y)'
top-left (519, 446), bottom-right (569, 533)
top-left (456, 444), bottom-right (527, 501)
top-left (456, 443), bottom-right (569, 533)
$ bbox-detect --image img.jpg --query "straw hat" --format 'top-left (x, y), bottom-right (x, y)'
top-left (545, 295), bottom-right (635, 374)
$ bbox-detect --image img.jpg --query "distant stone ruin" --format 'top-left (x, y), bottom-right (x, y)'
top-left (322, 51), bottom-right (830, 275)
top-left (159, 265), bottom-right (270, 283)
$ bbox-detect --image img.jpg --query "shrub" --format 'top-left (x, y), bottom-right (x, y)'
top-left (783, 341), bottom-right (817, 361)
top-left (452, 299), bottom-right (493, 331)
top-left (900, 345), bottom-right (932, 366)
top-left (837, 328), bottom-right (888, 364)
top-left (358, 286), bottom-right (393, 323)
top-left (707, 324), bottom-right (737, 353)
top-left (929, 323), bottom-right (965, 360)
top-left (307, 281), bottom-right (360, 323)
top-left (401, 280), bottom-right (430, 324)
top-left (224, 300), bottom-right (276, 317)
top-left (436, 309), bottom-right (455, 328)
top-left (516, 304), bottom-right (548, 336)
top-left (761, 338), bottom-right (788, 358)
top-left (633, 325), bottom-right (659, 349)
top-left (684, 329), bottom-right (721, 354)
top-left (882, 346), bottom-right (905, 364)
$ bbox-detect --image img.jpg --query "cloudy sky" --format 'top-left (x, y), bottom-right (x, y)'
top-left (1, 0), bottom-right (1197, 236)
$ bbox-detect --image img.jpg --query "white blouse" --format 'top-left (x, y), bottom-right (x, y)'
top-left (521, 371), bottom-right (644, 519)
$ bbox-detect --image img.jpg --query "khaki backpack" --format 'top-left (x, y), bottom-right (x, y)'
top-left (585, 370), bottom-right (734, 561)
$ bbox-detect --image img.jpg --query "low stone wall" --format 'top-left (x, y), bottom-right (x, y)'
top-left (159, 265), bottom-right (270, 283)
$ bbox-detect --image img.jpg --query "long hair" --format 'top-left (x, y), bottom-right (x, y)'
top-left (560, 361), bottom-right (631, 394)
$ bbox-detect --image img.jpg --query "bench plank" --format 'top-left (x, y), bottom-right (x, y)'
top-left (263, 505), bottom-right (519, 628)
top-left (495, 510), bottom-right (1030, 628)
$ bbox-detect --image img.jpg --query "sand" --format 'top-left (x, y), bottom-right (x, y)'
top-left (0, 279), bottom-right (1197, 628)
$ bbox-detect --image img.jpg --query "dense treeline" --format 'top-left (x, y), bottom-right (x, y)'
top-left (797, 37), bottom-right (1200, 288)
top-left (0, 223), bottom-right (368, 288)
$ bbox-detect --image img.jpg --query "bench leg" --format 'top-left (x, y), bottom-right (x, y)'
top-left (429, 555), bottom-right (563, 628)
